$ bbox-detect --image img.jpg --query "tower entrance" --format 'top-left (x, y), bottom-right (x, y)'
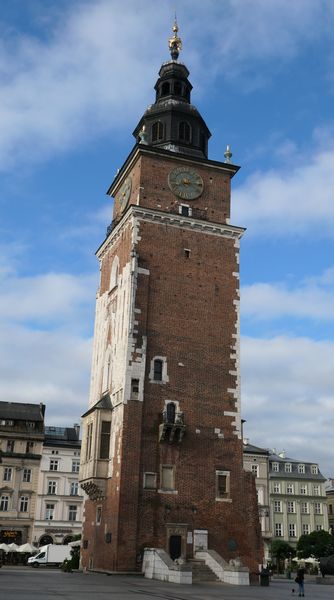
top-left (169, 535), bottom-right (182, 560)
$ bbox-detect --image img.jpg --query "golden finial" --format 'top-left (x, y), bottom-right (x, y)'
top-left (168, 16), bottom-right (182, 60)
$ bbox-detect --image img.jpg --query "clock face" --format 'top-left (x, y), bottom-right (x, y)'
top-left (168, 166), bottom-right (204, 200)
top-left (118, 177), bottom-right (132, 212)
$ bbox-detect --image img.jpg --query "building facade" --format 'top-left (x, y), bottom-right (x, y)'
top-left (269, 452), bottom-right (328, 547)
top-left (32, 426), bottom-right (84, 546)
top-left (325, 479), bottom-right (334, 535)
top-left (79, 24), bottom-right (263, 574)
top-left (0, 401), bottom-right (45, 545)
top-left (243, 442), bottom-right (271, 560)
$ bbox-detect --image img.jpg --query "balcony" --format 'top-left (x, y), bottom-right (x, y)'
top-left (159, 408), bottom-right (186, 443)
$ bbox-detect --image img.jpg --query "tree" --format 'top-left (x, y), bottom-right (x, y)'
top-left (271, 540), bottom-right (295, 572)
top-left (297, 530), bottom-right (334, 559)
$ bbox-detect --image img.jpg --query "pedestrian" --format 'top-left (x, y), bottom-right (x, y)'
top-left (295, 567), bottom-right (305, 597)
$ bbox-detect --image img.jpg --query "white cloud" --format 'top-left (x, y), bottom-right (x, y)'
top-left (0, 270), bottom-right (97, 331)
top-left (242, 267), bottom-right (334, 320)
top-left (233, 147), bottom-right (334, 235)
top-left (0, 322), bottom-right (91, 423)
top-left (0, 263), bottom-right (96, 424)
top-left (241, 335), bottom-right (334, 476)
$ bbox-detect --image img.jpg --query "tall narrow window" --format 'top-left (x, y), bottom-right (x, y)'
top-left (23, 468), bottom-right (32, 483)
top-left (0, 495), bottom-right (9, 511)
top-left (86, 423), bottom-right (93, 461)
top-left (45, 503), bottom-right (55, 520)
top-left (26, 441), bottom-right (34, 454)
top-left (131, 378), bottom-right (139, 399)
top-left (161, 82), bottom-right (170, 96)
top-left (153, 359), bottom-right (163, 381)
top-left (70, 482), bottom-right (79, 496)
top-left (215, 470), bottom-right (230, 500)
top-left (19, 496), bottom-right (29, 512)
top-left (161, 466), bottom-right (174, 490)
top-left (72, 460), bottom-right (80, 473)
top-left (6, 440), bottom-right (15, 452)
top-left (99, 421), bottom-right (111, 459)
top-left (179, 121), bottom-right (191, 142)
top-left (3, 467), bottom-right (12, 481)
top-left (174, 81), bottom-right (182, 96)
top-left (49, 459), bottom-right (59, 471)
top-left (48, 480), bottom-right (57, 495)
top-left (68, 505), bottom-right (77, 521)
top-left (166, 402), bottom-right (176, 424)
top-left (152, 121), bottom-right (164, 142)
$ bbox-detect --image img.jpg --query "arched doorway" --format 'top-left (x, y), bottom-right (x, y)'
top-left (63, 535), bottom-right (74, 545)
top-left (169, 535), bottom-right (182, 561)
top-left (39, 534), bottom-right (53, 546)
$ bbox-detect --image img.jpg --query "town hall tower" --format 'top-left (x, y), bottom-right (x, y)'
top-left (79, 22), bottom-right (263, 578)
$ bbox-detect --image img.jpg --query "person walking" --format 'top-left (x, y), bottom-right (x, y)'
top-left (295, 566), bottom-right (305, 597)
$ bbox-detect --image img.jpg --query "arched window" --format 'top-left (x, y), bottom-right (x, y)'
top-left (179, 121), bottom-right (191, 143)
top-left (166, 402), bottom-right (176, 424)
top-left (39, 534), bottom-right (53, 546)
top-left (152, 121), bottom-right (164, 142)
top-left (161, 82), bottom-right (170, 96)
top-left (153, 359), bottom-right (163, 381)
top-left (63, 535), bottom-right (74, 545)
top-left (174, 81), bottom-right (182, 96)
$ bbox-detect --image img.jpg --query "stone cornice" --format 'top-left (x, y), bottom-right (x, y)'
top-left (96, 205), bottom-right (245, 259)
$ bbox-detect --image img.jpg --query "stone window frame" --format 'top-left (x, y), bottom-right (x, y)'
top-left (149, 356), bottom-right (169, 384)
top-left (273, 482), bottom-right (281, 493)
top-left (287, 501), bottom-right (295, 513)
top-left (19, 495), bottom-right (29, 513)
top-left (3, 467), bottom-right (12, 482)
top-left (301, 501), bottom-right (309, 514)
top-left (72, 459), bottom-right (80, 473)
top-left (298, 463), bottom-right (305, 474)
top-left (300, 484), bottom-right (308, 495)
top-left (49, 459), bottom-right (59, 472)
top-left (251, 464), bottom-right (259, 477)
top-left (0, 495), bottom-right (10, 511)
top-left (47, 480), bottom-right (57, 495)
top-left (70, 481), bottom-right (79, 496)
top-left (23, 468), bottom-right (32, 483)
top-left (215, 470), bottom-right (231, 502)
top-left (311, 464), bottom-right (318, 475)
top-left (285, 462), bottom-right (292, 473)
top-left (45, 502), bottom-right (55, 520)
top-left (159, 465), bottom-right (176, 493)
top-left (275, 523), bottom-right (283, 537)
top-left (302, 523), bottom-right (310, 535)
top-left (288, 523), bottom-right (297, 538)
top-left (286, 483), bottom-right (294, 494)
top-left (143, 472), bottom-right (157, 490)
top-left (178, 203), bottom-right (192, 217)
top-left (68, 504), bottom-right (78, 522)
top-left (313, 485), bottom-right (320, 496)
top-left (274, 500), bottom-right (282, 513)
top-left (314, 502), bottom-right (322, 515)
top-left (272, 462), bottom-right (279, 472)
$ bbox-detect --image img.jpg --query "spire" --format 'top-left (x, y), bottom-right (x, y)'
top-left (168, 17), bottom-right (182, 60)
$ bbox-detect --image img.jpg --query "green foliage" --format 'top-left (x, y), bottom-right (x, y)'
top-left (297, 530), bottom-right (334, 559)
top-left (271, 540), bottom-right (295, 560)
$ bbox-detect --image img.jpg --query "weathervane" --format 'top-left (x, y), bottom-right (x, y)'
top-left (168, 15), bottom-right (182, 60)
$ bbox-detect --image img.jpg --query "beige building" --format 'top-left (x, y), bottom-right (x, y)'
top-left (243, 442), bottom-right (271, 561)
top-left (269, 452), bottom-right (328, 547)
top-left (32, 425), bottom-right (84, 546)
top-left (0, 401), bottom-right (45, 544)
top-left (325, 478), bottom-right (334, 535)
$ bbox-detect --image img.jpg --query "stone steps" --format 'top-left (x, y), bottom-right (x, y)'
top-left (188, 559), bottom-right (219, 582)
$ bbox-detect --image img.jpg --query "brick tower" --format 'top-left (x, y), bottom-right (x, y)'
top-left (80, 22), bottom-right (263, 575)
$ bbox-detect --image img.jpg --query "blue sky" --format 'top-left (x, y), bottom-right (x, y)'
top-left (0, 0), bottom-right (333, 476)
